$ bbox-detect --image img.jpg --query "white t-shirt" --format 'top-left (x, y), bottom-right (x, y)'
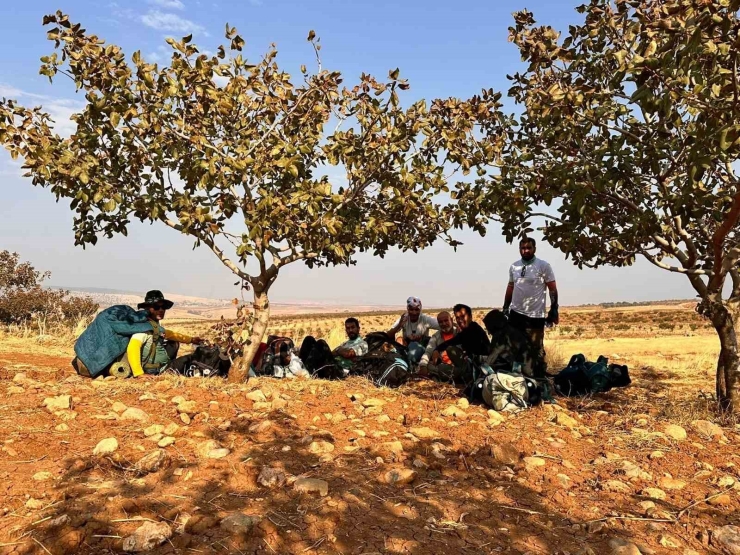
top-left (390, 313), bottom-right (439, 342)
top-left (273, 356), bottom-right (310, 379)
top-left (508, 257), bottom-right (556, 318)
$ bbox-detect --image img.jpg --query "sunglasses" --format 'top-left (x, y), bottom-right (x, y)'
top-left (521, 266), bottom-right (527, 278)
top-left (151, 304), bottom-right (168, 311)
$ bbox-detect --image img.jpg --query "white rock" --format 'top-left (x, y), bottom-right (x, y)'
top-left (246, 390), bottom-right (267, 402)
top-left (122, 521), bottom-right (172, 552)
top-left (144, 424), bottom-right (164, 437)
top-left (43, 395), bottom-right (71, 412)
top-left (409, 427), bottom-right (440, 440)
top-left (111, 401), bottom-right (128, 413)
top-left (93, 437), bottom-right (119, 456)
top-left (135, 450), bottom-right (170, 474)
top-left (608, 537), bottom-right (643, 555)
top-left (257, 467), bottom-right (287, 488)
top-left (220, 513), bottom-right (261, 535)
top-left (382, 468), bottom-right (417, 486)
top-left (523, 457), bottom-right (546, 472)
top-left (664, 424), bottom-right (687, 441)
top-left (294, 477), bottom-right (329, 496)
top-left (713, 525), bottom-right (740, 555)
top-left (121, 407), bottom-right (149, 422)
top-left (157, 436), bottom-right (175, 448)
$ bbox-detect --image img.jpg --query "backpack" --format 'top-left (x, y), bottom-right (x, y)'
top-left (168, 345), bottom-right (232, 378)
top-left (554, 354), bottom-right (631, 396)
top-left (351, 332), bottom-right (411, 388)
top-left (256, 336), bottom-right (295, 376)
top-left (471, 367), bottom-right (542, 411)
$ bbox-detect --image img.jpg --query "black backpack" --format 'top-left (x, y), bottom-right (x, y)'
top-left (169, 345), bottom-right (231, 378)
top-left (351, 333), bottom-right (411, 388)
top-left (553, 354), bottom-right (631, 396)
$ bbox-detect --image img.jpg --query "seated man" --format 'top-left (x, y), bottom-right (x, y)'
top-left (433, 304), bottom-right (491, 383)
top-left (419, 311), bottom-right (463, 383)
top-left (386, 297), bottom-right (439, 365)
top-left (127, 290), bottom-right (202, 377)
top-left (299, 318), bottom-right (368, 379)
top-left (273, 343), bottom-right (310, 379)
top-left (483, 309), bottom-right (535, 376)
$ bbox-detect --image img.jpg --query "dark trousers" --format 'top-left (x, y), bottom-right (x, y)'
top-left (299, 336), bottom-right (343, 379)
top-left (508, 311), bottom-right (546, 378)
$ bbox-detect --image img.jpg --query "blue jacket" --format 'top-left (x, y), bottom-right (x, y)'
top-left (74, 305), bottom-right (155, 378)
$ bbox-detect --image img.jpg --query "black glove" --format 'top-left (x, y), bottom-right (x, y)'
top-left (546, 305), bottom-right (559, 326)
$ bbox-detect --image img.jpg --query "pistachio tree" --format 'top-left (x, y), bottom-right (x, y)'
top-left (458, 0), bottom-right (740, 410)
top-left (0, 12), bottom-right (503, 380)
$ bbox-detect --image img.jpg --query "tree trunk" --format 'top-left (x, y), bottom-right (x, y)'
top-left (703, 299), bottom-right (740, 412)
top-left (228, 288), bottom-right (271, 383)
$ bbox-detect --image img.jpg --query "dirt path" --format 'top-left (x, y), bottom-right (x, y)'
top-left (0, 353), bottom-right (738, 554)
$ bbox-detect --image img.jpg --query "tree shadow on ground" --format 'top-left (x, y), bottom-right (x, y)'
top-left (1, 370), bottom-right (730, 555)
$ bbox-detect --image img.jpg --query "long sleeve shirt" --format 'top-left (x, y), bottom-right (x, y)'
top-left (420, 328), bottom-right (458, 366)
top-left (434, 322), bottom-right (491, 358)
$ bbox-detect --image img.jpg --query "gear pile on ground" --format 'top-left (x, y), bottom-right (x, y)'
top-left (0, 354), bottom-right (739, 555)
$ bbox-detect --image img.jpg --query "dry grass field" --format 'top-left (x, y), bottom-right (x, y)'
top-left (0, 303), bottom-right (738, 555)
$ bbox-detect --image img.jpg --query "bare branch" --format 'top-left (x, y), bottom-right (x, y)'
top-left (162, 218), bottom-right (249, 280)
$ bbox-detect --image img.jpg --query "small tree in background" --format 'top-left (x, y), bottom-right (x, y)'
top-left (0, 250), bottom-right (98, 332)
top-left (0, 12), bottom-right (504, 380)
top-left (458, 0), bottom-right (740, 411)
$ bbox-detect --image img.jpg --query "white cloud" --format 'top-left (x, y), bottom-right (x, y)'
top-left (141, 10), bottom-right (207, 35)
top-left (149, 0), bottom-right (185, 8)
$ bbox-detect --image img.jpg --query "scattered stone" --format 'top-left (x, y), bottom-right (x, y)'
top-left (409, 427), bottom-right (440, 440)
top-left (718, 476), bottom-right (737, 488)
top-left (121, 407), bottom-right (149, 422)
top-left (375, 441), bottom-right (404, 458)
top-left (604, 480), bottom-right (632, 494)
top-left (176, 400), bottom-right (197, 415)
top-left (32, 471), bottom-right (53, 481)
top-left (384, 502), bottom-right (419, 520)
top-left (180, 413), bottom-right (191, 425)
top-left (608, 537), bottom-right (643, 555)
top-left (144, 424), bottom-right (164, 437)
top-left (557, 474), bottom-right (572, 489)
top-left (708, 494), bottom-right (733, 506)
top-left (649, 451), bottom-right (665, 460)
top-left (309, 441), bottom-right (335, 455)
top-left (491, 442), bottom-right (521, 466)
top-left (441, 405), bottom-right (467, 418)
top-left (522, 456), bottom-right (546, 472)
top-left (220, 513), bottom-right (261, 535)
top-left (554, 412), bottom-right (579, 429)
top-left (660, 535), bottom-right (682, 549)
top-left (43, 395), bottom-right (71, 412)
top-left (621, 460), bottom-right (652, 481)
top-left (658, 477), bottom-right (686, 490)
top-left (712, 525), bottom-right (740, 555)
top-left (641, 487), bottom-right (666, 501)
top-left (25, 498), bottom-right (45, 510)
top-left (294, 477), bottom-right (329, 496)
top-left (456, 398), bottom-right (469, 409)
top-left (163, 423), bottom-right (179, 436)
top-left (111, 401), bottom-right (128, 413)
top-left (246, 390), bottom-right (267, 402)
top-left (157, 436), bottom-right (175, 448)
top-left (588, 521), bottom-right (606, 534)
top-left (691, 420), bottom-right (725, 439)
top-left (93, 437), bottom-right (119, 456)
top-left (135, 450), bottom-right (170, 474)
top-left (664, 424), bottom-right (687, 441)
top-left (7, 386), bottom-right (24, 394)
top-left (253, 402), bottom-right (272, 411)
top-left (487, 411), bottom-right (505, 426)
top-left (171, 395), bottom-right (186, 404)
top-left (362, 398), bottom-right (386, 408)
top-left (271, 398), bottom-right (288, 411)
top-left (198, 440), bottom-right (231, 459)
top-left (413, 458), bottom-right (428, 469)
top-left (638, 501), bottom-right (656, 515)
top-left (383, 468), bottom-right (417, 486)
top-left (122, 521), bottom-right (172, 552)
top-left (249, 420), bottom-right (273, 434)
top-left (49, 514), bottom-right (71, 528)
top-left (258, 467), bottom-right (287, 488)
top-left (55, 423), bottom-right (69, 432)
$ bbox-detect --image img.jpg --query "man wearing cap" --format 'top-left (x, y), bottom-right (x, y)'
top-left (387, 297), bottom-right (439, 365)
top-left (127, 290), bottom-right (203, 377)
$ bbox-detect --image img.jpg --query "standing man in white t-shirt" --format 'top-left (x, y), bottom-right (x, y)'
top-left (502, 237), bottom-right (558, 378)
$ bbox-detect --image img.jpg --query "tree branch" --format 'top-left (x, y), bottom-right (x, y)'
top-left (162, 217), bottom-right (249, 280)
top-left (709, 191), bottom-right (740, 291)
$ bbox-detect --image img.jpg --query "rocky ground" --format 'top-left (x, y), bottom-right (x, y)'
top-left (0, 354), bottom-right (739, 555)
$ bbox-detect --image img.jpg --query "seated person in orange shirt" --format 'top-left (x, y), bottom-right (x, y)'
top-left (417, 311), bottom-right (463, 383)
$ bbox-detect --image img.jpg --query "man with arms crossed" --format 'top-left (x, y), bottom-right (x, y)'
top-left (502, 238), bottom-right (559, 378)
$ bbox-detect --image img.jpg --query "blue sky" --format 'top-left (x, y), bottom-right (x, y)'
top-left (0, 0), bottom-right (700, 306)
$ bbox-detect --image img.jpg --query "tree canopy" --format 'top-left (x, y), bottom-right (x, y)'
top-left (0, 12), bottom-right (505, 379)
top-left (461, 0), bottom-right (740, 409)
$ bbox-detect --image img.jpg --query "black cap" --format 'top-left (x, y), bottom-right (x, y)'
top-left (138, 290), bottom-right (174, 310)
